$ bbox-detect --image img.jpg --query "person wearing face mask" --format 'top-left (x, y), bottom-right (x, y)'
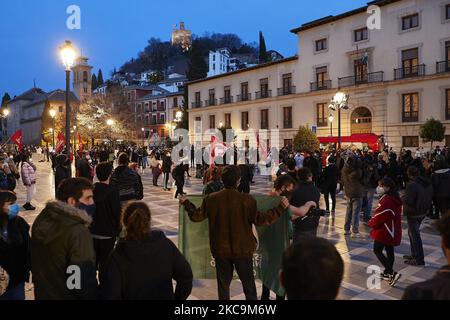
top-left (368, 178), bottom-right (402, 287)
top-left (0, 191), bottom-right (31, 300)
top-left (31, 178), bottom-right (98, 300)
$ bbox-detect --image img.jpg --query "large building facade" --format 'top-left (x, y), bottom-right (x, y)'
top-left (187, 0), bottom-right (450, 151)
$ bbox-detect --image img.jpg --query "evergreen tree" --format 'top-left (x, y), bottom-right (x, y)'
top-left (91, 74), bottom-right (98, 91)
top-left (186, 40), bottom-right (208, 81)
top-left (97, 69), bottom-right (104, 85)
top-left (259, 31), bottom-right (268, 64)
top-left (1, 93), bottom-right (11, 107)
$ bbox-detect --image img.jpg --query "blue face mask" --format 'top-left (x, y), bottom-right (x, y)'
top-left (8, 203), bottom-right (20, 220)
top-left (78, 203), bottom-right (96, 217)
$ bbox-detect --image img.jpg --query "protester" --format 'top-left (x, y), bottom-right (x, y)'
top-left (285, 158), bottom-right (298, 183)
top-left (77, 152), bottom-right (93, 181)
top-left (203, 166), bottom-right (224, 195)
top-left (149, 151), bottom-right (162, 186)
top-left (92, 162), bottom-right (122, 281)
top-left (280, 238), bottom-right (344, 300)
top-left (20, 154), bottom-right (36, 211)
top-left (368, 178), bottom-right (402, 287)
top-left (1, 154), bottom-right (19, 191)
top-left (321, 156), bottom-right (339, 220)
top-left (342, 157), bottom-right (364, 237)
top-left (237, 164), bottom-right (252, 194)
top-left (110, 153), bottom-right (144, 203)
top-left (0, 191), bottom-right (30, 300)
top-left (402, 212), bottom-right (450, 300)
top-left (431, 160), bottom-right (450, 220)
top-left (180, 165), bottom-right (290, 300)
top-left (173, 162), bottom-right (187, 199)
top-left (161, 150), bottom-right (173, 191)
top-left (31, 178), bottom-right (98, 300)
top-left (102, 202), bottom-right (193, 300)
top-left (54, 154), bottom-right (70, 195)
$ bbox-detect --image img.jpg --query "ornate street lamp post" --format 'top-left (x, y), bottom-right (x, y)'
top-left (328, 114), bottom-right (334, 137)
top-left (49, 108), bottom-right (57, 150)
top-left (328, 91), bottom-right (350, 150)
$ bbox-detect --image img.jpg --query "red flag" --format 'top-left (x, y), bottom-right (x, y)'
top-left (10, 130), bottom-right (23, 152)
top-left (77, 133), bottom-right (83, 153)
top-left (56, 132), bottom-right (66, 153)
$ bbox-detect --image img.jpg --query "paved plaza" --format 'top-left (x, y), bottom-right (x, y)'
top-left (16, 157), bottom-right (446, 300)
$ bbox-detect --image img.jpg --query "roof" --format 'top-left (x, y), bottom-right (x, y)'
top-left (290, 0), bottom-right (402, 34)
top-left (124, 85), bottom-right (158, 91)
top-left (186, 55), bottom-right (298, 86)
top-left (166, 91), bottom-right (185, 97)
top-left (22, 89), bottom-right (79, 110)
top-left (8, 88), bottom-right (46, 104)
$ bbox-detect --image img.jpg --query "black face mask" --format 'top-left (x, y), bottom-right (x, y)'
top-left (281, 190), bottom-right (293, 200)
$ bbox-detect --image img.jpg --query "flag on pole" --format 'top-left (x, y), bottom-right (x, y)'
top-left (10, 130), bottom-right (23, 152)
top-left (55, 132), bottom-right (66, 153)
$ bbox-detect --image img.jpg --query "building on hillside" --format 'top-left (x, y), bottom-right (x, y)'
top-left (171, 21), bottom-right (192, 51)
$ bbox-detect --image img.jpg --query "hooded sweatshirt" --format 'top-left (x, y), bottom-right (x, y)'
top-left (101, 230), bottom-right (193, 300)
top-left (31, 201), bottom-right (98, 300)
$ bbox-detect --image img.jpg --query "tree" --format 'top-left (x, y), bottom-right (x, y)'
top-left (97, 69), bottom-right (104, 85)
top-left (259, 31), bottom-right (268, 64)
top-left (419, 118), bottom-right (445, 150)
top-left (186, 40), bottom-right (208, 81)
top-left (91, 74), bottom-right (98, 91)
top-left (293, 126), bottom-right (320, 153)
top-left (1, 93), bottom-right (11, 107)
top-left (150, 71), bottom-right (163, 84)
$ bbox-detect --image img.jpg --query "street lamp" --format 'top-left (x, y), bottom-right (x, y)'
top-left (328, 114), bottom-right (334, 137)
top-left (141, 127), bottom-right (145, 146)
top-left (328, 90), bottom-right (350, 150)
top-left (0, 108), bottom-right (9, 143)
top-left (2, 108), bottom-right (9, 117)
top-left (219, 121), bottom-right (224, 128)
top-left (107, 119), bottom-right (114, 147)
top-left (49, 108), bottom-right (57, 150)
top-left (59, 40), bottom-right (76, 177)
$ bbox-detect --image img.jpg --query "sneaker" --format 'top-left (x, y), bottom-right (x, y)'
top-left (404, 259), bottom-right (425, 266)
top-left (389, 272), bottom-right (402, 287)
top-left (378, 272), bottom-right (392, 281)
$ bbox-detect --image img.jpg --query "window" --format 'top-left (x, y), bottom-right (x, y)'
top-left (315, 38), bottom-right (327, 52)
top-left (241, 112), bottom-right (249, 130)
top-left (282, 73), bottom-right (292, 93)
top-left (447, 4), bottom-right (450, 20)
top-left (284, 139), bottom-right (293, 147)
top-left (446, 41), bottom-right (450, 63)
top-left (354, 27), bottom-right (368, 42)
top-left (260, 78), bottom-right (269, 98)
top-left (173, 97), bottom-right (178, 108)
top-left (127, 92), bottom-right (131, 102)
top-left (241, 82), bottom-right (249, 100)
top-left (224, 86), bottom-right (231, 103)
top-left (260, 109), bottom-right (269, 129)
top-left (354, 60), bottom-right (368, 82)
top-left (446, 89), bottom-right (450, 120)
top-left (317, 103), bottom-right (327, 127)
top-left (402, 48), bottom-right (419, 76)
top-left (195, 92), bottom-right (201, 106)
top-left (402, 13), bottom-right (419, 30)
top-left (160, 114), bottom-right (165, 124)
top-left (446, 135), bottom-right (450, 147)
top-left (403, 136), bottom-right (419, 148)
top-left (83, 88), bottom-right (88, 93)
top-left (225, 113), bottom-right (231, 128)
top-left (209, 89), bottom-right (215, 105)
top-left (283, 107), bottom-right (292, 129)
top-left (402, 93), bottom-right (419, 122)
top-left (152, 115), bottom-right (157, 125)
top-left (195, 116), bottom-right (202, 132)
top-left (209, 115), bottom-right (215, 129)
top-left (59, 106), bottom-right (63, 113)
top-left (83, 71), bottom-right (88, 82)
top-left (316, 66), bottom-right (327, 88)
top-left (161, 101), bottom-right (165, 108)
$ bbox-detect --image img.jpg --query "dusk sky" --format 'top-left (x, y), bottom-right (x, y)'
top-left (0, 0), bottom-right (368, 98)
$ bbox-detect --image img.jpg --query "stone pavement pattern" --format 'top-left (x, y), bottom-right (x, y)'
top-left (15, 157), bottom-right (445, 300)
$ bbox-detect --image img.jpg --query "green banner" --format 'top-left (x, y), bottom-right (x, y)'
top-left (179, 195), bottom-right (290, 297)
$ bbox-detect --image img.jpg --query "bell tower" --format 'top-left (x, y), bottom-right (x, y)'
top-left (72, 56), bottom-right (93, 102)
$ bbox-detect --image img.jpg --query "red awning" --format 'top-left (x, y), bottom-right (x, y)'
top-left (319, 134), bottom-right (380, 150)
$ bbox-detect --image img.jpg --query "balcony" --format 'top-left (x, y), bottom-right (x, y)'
top-left (157, 106), bottom-right (166, 112)
top-left (191, 101), bottom-right (203, 108)
top-left (219, 96), bottom-right (234, 105)
top-left (283, 121), bottom-right (292, 129)
top-left (278, 86), bottom-right (296, 96)
top-left (338, 71), bottom-right (384, 88)
top-left (310, 80), bottom-right (332, 92)
top-left (402, 111), bottom-right (419, 123)
top-left (394, 64), bottom-right (426, 80)
top-left (436, 60), bottom-right (450, 74)
top-left (255, 90), bottom-right (272, 100)
top-left (204, 99), bottom-right (217, 107)
top-left (236, 93), bottom-right (252, 102)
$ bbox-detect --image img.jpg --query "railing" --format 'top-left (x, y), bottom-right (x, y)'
top-left (337, 71), bottom-right (384, 88)
top-left (283, 121), bottom-right (292, 129)
top-left (402, 111), bottom-right (419, 123)
top-left (278, 86), bottom-right (296, 96)
top-left (219, 96), bottom-right (234, 105)
top-left (260, 122), bottom-right (269, 130)
top-left (310, 80), bottom-right (332, 92)
top-left (191, 101), bottom-right (202, 108)
top-left (394, 64), bottom-right (426, 80)
top-left (157, 106), bottom-right (166, 111)
top-left (436, 60), bottom-right (450, 74)
top-left (255, 90), bottom-right (272, 99)
top-left (236, 93), bottom-right (251, 102)
top-left (204, 99), bottom-right (217, 107)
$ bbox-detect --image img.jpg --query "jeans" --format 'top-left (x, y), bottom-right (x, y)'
top-left (174, 181), bottom-right (184, 198)
top-left (26, 184), bottom-right (36, 203)
top-left (292, 229), bottom-right (317, 244)
top-left (344, 197), bottom-right (362, 233)
top-left (163, 172), bottom-right (170, 189)
top-left (0, 282), bottom-right (25, 300)
top-left (93, 237), bottom-right (117, 283)
top-left (142, 157), bottom-right (148, 169)
top-left (324, 188), bottom-right (336, 212)
top-left (362, 189), bottom-right (376, 222)
top-left (373, 241), bottom-right (394, 274)
top-left (215, 257), bottom-right (257, 300)
top-left (407, 217), bottom-right (425, 264)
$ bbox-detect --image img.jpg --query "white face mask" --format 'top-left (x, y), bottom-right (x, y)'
top-left (376, 186), bottom-right (385, 196)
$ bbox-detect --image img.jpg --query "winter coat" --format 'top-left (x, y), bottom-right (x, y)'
top-left (161, 155), bottom-right (173, 173)
top-left (21, 161), bottom-right (36, 186)
top-left (110, 165), bottom-right (144, 202)
top-left (91, 183), bottom-right (122, 238)
top-left (101, 231), bottom-right (193, 300)
top-left (31, 201), bottom-right (98, 300)
top-left (321, 164), bottom-right (339, 192)
top-left (342, 165), bottom-right (364, 199)
top-left (402, 176), bottom-right (433, 219)
top-left (290, 181), bottom-right (321, 232)
top-left (431, 169), bottom-right (450, 209)
top-left (0, 216), bottom-right (31, 287)
top-left (402, 265), bottom-right (450, 300)
top-left (368, 193), bottom-right (402, 246)
top-left (183, 188), bottom-right (286, 259)
top-left (77, 159), bottom-right (93, 181)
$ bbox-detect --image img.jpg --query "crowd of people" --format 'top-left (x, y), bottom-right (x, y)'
top-left (0, 141), bottom-right (449, 301)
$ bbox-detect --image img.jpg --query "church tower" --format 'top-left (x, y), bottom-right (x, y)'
top-left (72, 56), bottom-right (93, 102)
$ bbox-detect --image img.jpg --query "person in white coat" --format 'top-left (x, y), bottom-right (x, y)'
top-left (20, 154), bottom-right (36, 210)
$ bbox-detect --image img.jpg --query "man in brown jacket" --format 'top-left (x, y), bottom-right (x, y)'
top-left (180, 165), bottom-right (289, 300)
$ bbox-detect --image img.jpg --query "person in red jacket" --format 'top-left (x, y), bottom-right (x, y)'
top-left (368, 177), bottom-right (402, 287)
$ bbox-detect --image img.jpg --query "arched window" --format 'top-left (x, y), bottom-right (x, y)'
top-left (351, 107), bottom-right (372, 134)
top-left (83, 71), bottom-right (88, 82)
